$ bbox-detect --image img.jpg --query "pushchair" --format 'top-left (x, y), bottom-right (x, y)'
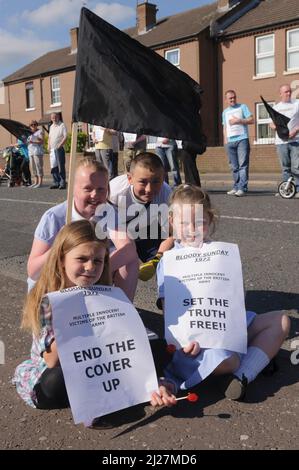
top-left (0, 149), bottom-right (10, 185)
top-left (0, 146), bottom-right (23, 187)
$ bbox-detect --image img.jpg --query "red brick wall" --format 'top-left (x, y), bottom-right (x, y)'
top-left (197, 145), bottom-right (280, 173)
top-left (219, 27), bottom-right (299, 144)
top-left (156, 35), bottom-right (218, 146)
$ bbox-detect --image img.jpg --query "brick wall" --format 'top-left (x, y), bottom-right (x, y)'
top-left (41, 145), bottom-right (280, 179)
top-left (196, 145), bottom-right (280, 173)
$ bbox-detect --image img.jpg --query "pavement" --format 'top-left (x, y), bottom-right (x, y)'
top-left (39, 171), bottom-right (282, 192)
top-left (200, 172), bottom-right (281, 189)
top-left (0, 175), bottom-right (298, 452)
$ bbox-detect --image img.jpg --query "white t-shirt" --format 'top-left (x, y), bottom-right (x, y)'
top-left (273, 100), bottom-right (299, 145)
top-left (28, 129), bottom-right (44, 156)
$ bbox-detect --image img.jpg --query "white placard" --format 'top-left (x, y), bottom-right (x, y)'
top-left (164, 242), bottom-right (247, 354)
top-left (93, 126), bottom-right (105, 141)
top-left (123, 132), bottom-right (137, 143)
top-left (49, 149), bottom-right (57, 169)
top-left (225, 107), bottom-right (245, 138)
top-left (48, 285), bottom-right (158, 425)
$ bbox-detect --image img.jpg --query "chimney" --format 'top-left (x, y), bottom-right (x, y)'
top-left (137, 2), bottom-right (158, 35)
top-left (217, 0), bottom-right (239, 12)
top-left (70, 27), bottom-right (78, 54)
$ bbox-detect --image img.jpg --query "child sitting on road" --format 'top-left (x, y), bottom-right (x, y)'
top-left (27, 157), bottom-right (138, 301)
top-left (13, 220), bottom-right (176, 416)
top-left (109, 152), bottom-right (174, 281)
top-left (156, 184), bottom-right (290, 400)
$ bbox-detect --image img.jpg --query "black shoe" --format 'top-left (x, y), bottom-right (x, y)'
top-left (222, 373), bottom-right (247, 401)
top-left (50, 184), bottom-right (59, 189)
top-left (262, 357), bottom-right (278, 376)
top-left (59, 184), bottom-right (66, 189)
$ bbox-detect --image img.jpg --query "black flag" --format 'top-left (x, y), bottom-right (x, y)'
top-left (0, 118), bottom-right (32, 140)
top-left (72, 7), bottom-right (205, 144)
top-left (260, 96), bottom-right (290, 141)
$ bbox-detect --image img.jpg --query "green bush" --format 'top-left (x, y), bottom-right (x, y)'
top-left (43, 131), bottom-right (87, 153)
top-left (64, 132), bottom-right (87, 153)
top-left (43, 134), bottom-right (48, 154)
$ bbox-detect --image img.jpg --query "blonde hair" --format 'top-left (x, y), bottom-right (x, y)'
top-left (75, 156), bottom-right (110, 197)
top-left (22, 220), bottom-right (111, 335)
top-left (76, 156), bottom-right (108, 176)
top-left (169, 184), bottom-right (217, 234)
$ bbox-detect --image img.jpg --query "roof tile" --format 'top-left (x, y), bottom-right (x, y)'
top-left (222, 0), bottom-right (299, 36)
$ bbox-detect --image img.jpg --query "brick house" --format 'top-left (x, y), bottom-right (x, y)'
top-left (0, 32), bottom-right (78, 147)
top-left (1, 1), bottom-right (298, 173)
top-left (210, 0), bottom-right (299, 172)
top-left (0, 1), bottom-right (255, 149)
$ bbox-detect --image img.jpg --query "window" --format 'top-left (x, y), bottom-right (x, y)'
top-left (255, 34), bottom-right (275, 76)
top-left (255, 102), bottom-right (275, 144)
top-left (51, 76), bottom-right (61, 105)
top-left (25, 81), bottom-right (35, 109)
top-left (287, 28), bottom-right (299, 71)
top-left (165, 48), bottom-right (180, 68)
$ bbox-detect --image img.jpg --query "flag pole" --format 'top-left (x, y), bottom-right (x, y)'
top-left (66, 122), bottom-right (78, 224)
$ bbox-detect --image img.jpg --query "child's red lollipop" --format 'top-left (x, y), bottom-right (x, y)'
top-left (175, 392), bottom-right (199, 402)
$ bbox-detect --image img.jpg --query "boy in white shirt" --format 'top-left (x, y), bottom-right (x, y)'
top-left (109, 152), bottom-right (173, 280)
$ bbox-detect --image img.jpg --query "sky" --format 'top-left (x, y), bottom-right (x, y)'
top-left (0, 0), bottom-right (215, 80)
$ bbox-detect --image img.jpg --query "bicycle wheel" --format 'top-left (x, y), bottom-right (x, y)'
top-left (278, 181), bottom-right (296, 199)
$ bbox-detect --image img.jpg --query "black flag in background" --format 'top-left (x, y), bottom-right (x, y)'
top-left (0, 118), bottom-right (32, 140)
top-left (72, 8), bottom-right (205, 144)
top-left (260, 96), bottom-right (290, 141)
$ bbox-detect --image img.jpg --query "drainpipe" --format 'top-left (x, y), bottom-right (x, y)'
top-left (7, 84), bottom-right (12, 144)
top-left (215, 41), bottom-right (220, 146)
top-left (39, 76), bottom-right (44, 121)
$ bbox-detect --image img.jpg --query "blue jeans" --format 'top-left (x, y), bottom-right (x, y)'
top-left (276, 142), bottom-right (299, 190)
top-left (156, 145), bottom-right (182, 187)
top-left (51, 166), bottom-right (60, 186)
top-left (225, 138), bottom-right (250, 191)
top-left (135, 237), bottom-right (162, 263)
top-left (54, 147), bottom-right (66, 187)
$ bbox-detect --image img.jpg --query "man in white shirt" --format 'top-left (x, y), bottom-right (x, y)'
top-left (48, 113), bottom-right (67, 189)
top-left (270, 84), bottom-right (299, 196)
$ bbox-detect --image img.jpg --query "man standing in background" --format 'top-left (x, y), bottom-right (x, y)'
top-left (270, 84), bottom-right (299, 197)
top-left (222, 90), bottom-right (254, 197)
top-left (48, 113), bottom-right (67, 189)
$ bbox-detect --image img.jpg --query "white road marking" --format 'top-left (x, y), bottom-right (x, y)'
top-left (0, 198), bottom-right (54, 205)
top-left (221, 215), bottom-right (299, 225)
top-left (0, 198), bottom-right (298, 225)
